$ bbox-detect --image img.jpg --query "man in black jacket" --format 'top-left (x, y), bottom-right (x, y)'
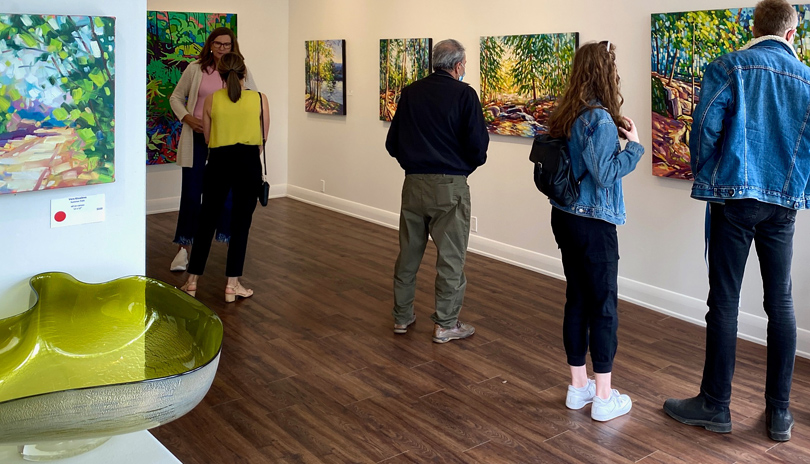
top-left (385, 39), bottom-right (489, 344)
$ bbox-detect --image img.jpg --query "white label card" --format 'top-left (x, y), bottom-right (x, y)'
top-left (51, 194), bottom-right (106, 228)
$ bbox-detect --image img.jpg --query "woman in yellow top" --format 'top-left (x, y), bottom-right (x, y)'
top-left (181, 53), bottom-right (269, 302)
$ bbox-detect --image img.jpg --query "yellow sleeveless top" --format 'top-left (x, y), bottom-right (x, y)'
top-left (209, 89), bottom-right (263, 148)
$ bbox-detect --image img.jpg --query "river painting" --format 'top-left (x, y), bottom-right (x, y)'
top-left (380, 38), bottom-right (431, 121)
top-left (480, 33), bottom-right (578, 138)
top-left (305, 39), bottom-right (346, 115)
top-left (0, 14), bottom-right (115, 195)
top-left (651, 6), bottom-right (810, 179)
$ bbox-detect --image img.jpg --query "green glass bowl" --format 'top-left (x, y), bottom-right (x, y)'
top-left (0, 273), bottom-right (223, 460)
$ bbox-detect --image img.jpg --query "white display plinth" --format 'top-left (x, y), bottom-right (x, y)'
top-left (0, 432), bottom-right (180, 463)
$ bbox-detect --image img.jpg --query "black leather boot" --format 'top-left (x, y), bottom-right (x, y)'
top-left (663, 395), bottom-right (732, 433)
top-left (766, 404), bottom-right (794, 442)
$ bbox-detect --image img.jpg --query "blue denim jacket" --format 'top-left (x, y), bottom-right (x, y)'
top-left (550, 107), bottom-right (644, 225)
top-left (690, 37), bottom-right (810, 210)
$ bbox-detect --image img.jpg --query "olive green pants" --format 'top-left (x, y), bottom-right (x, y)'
top-left (393, 174), bottom-right (471, 328)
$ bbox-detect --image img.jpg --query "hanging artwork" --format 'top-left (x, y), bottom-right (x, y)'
top-left (0, 14), bottom-right (115, 195)
top-left (147, 11), bottom-right (237, 165)
top-left (480, 33), bottom-right (578, 138)
top-left (305, 40), bottom-right (346, 115)
top-left (651, 6), bottom-right (810, 179)
top-left (379, 38), bottom-right (432, 121)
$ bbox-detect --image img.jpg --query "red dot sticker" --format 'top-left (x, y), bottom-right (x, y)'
top-left (54, 211), bottom-right (67, 222)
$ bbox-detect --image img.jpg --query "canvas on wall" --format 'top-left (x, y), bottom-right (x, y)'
top-left (305, 39), bottom-right (346, 115)
top-left (651, 6), bottom-right (810, 179)
top-left (0, 14), bottom-right (115, 195)
top-left (379, 38), bottom-right (432, 121)
top-left (480, 33), bottom-right (578, 138)
top-left (147, 11), bottom-right (237, 165)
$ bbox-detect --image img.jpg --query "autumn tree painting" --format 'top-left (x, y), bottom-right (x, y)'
top-left (379, 38), bottom-right (431, 121)
top-left (651, 6), bottom-right (810, 179)
top-left (480, 33), bottom-right (578, 138)
top-left (305, 40), bottom-right (346, 115)
top-left (147, 11), bottom-right (237, 165)
top-left (0, 14), bottom-right (115, 195)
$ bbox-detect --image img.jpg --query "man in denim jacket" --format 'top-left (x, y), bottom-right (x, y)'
top-left (664, 0), bottom-right (810, 442)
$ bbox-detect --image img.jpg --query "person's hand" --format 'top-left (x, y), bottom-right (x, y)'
top-left (618, 116), bottom-right (639, 143)
top-left (182, 115), bottom-right (204, 133)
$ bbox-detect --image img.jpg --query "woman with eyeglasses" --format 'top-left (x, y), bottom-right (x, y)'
top-left (545, 41), bottom-right (644, 422)
top-left (168, 27), bottom-right (258, 272)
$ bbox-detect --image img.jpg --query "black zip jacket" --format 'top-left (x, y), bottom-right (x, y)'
top-left (385, 70), bottom-right (488, 176)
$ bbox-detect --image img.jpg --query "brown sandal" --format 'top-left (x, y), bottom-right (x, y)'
top-left (180, 281), bottom-right (197, 297)
top-left (225, 283), bottom-right (253, 302)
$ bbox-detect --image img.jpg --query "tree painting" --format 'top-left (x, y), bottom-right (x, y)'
top-left (0, 14), bottom-right (115, 195)
top-left (147, 11), bottom-right (237, 165)
top-left (379, 38), bottom-right (431, 121)
top-left (480, 33), bottom-right (578, 138)
top-left (651, 5), bottom-right (810, 179)
top-left (305, 40), bottom-right (346, 115)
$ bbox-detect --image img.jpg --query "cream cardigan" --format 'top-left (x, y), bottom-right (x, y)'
top-left (169, 61), bottom-right (258, 167)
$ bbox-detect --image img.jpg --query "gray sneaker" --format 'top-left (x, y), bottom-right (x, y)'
top-left (432, 321), bottom-right (475, 344)
top-left (393, 314), bottom-right (416, 334)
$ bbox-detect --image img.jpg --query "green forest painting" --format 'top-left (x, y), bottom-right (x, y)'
top-left (651, 6), bottom-right (810, 179)
top-left (481, 33), bottom-right (578, 138)
top-left (0, 14), bottom-right (115, 195)
top-left (305, 40), bottom-right (346, 115)
top-left (147, 11), bottom-right (237, 165)
top-left (380, 38), bottom-right (432, 121)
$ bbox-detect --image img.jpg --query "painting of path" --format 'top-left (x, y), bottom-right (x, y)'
top-left (0, 14), bottom-right (115, 195)
top-left (380, 38), bottom-right (431, 121)
top-left (305, 40), bottom-right (346, 115)
top-left (480, 33), bottom-right (578, 138)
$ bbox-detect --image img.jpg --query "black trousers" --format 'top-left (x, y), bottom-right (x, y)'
top-left (550, 207), bottom-right (619, 374)
top-left (187, 144), bottom-right (262, 277)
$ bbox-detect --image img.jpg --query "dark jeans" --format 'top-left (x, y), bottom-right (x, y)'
top-left (701, 199), bottom-right (797, 410)
top-left (173, 132), bottom-right (232, 245)
top-left (187, 144), bottom-right (261, 277)
top-left (550, 207), bottom-right (619, 374)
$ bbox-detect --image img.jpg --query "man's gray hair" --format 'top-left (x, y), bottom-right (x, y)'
top-left (433, 39), bottom-right (465, 72)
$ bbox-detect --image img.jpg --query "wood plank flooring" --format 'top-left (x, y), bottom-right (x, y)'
top-left (147, 198), bottom-right (810, 463)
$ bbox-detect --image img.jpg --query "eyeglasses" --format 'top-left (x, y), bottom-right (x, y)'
top-left (212, 41), bottom-right (232, 49)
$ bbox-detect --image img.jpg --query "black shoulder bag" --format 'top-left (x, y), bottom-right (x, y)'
top-left (529, 133), bottom-right (585, 207)
top-left (258, 92), bottom-right (269, 207)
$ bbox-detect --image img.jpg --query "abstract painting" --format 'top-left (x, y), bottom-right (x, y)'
top-left (651, 6), bottom-right (810, 179)
top-left (480, 33), bottom-right (578, 138)
top-left (305, 40), bottom-right (346, 115)
top-left (0, 14), bottom-right (115, 195)
top-left (379, 38), bottom-right (431, 121)
top-left (147, 11), bottom-right (237, 165)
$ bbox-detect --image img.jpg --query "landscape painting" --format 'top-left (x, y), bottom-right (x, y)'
top-left (380, 38), bottom-right (432, 121)
top-left (651, 6), bottom-right (810, 179)
top-left (305, 39), bottom-right (346, 115)
top-left (0, 14), bottom-right (116, 195)
top-left (147, 11), bottom-right (237, 165)
top-left (480, 33), bottom-right (578, 138)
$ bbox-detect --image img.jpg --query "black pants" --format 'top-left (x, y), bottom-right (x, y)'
top-left (187, 144), bottom-right (261, 277)
top-left (551, 207), bottom-right (619, 374)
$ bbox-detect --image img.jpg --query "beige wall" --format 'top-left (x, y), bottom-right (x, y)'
top-left (285, 0), bottom-right (810, 356)
top-left (145, 0), bottom-right (289, 213)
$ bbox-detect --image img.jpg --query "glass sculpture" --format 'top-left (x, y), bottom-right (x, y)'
top-left (0, 272), bottom-right (223, 461)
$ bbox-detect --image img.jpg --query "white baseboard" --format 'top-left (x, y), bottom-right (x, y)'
top-left (146, 185), bottom-right (289, 215)
top-left (284, 185), bottom-right (810, 359)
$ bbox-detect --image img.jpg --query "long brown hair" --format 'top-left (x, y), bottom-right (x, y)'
top-left (548, 41), bottom-right (627, 139)
top-left (218, 53), bottom-right (247, 103)
top-left (198, 27), bottom-right (242, 72)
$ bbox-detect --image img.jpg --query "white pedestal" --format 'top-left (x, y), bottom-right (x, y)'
top-left (0, 431), bottom-right (180, 463)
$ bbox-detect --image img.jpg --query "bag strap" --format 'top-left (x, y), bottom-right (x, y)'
top-left (259, 92), bottom-right (267, 180)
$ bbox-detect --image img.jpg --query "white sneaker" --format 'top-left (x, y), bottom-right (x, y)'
top-left (591, 389), bottom-right (632, 421)
top-left (566, 379), bottom-right (596, 410)
top-left (170, 248), bottom-right (189, 272)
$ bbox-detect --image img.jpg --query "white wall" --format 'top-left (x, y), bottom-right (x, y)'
top-left (145, 0), bottom-right (290, 214)
top-left (286, 0), bottom-right (810, 356)
top-left (1, 0), bottom-right (147, 319)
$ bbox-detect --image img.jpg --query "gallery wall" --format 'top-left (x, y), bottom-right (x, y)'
top-left (145, 0), bottom-right (290, 213)
top-left (285, 0), bottom-right (810, 356)
top-left (0, 0), bottom-right (147, 319)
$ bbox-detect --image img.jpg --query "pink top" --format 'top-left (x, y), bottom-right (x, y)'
top-left (193, 67), bottom-right (224, 119)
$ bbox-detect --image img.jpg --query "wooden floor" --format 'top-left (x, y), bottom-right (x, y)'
top-left (148, 198), bottom-right (810, 463)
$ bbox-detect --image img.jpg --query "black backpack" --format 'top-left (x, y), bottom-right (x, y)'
top-left (529, 134), bottom-right (585, 206)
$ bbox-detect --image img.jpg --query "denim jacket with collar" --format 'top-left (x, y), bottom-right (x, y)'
top-left (550, 106), bottom-right (644, 225)
top-left (690, 36), bottom-right (810, 210)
